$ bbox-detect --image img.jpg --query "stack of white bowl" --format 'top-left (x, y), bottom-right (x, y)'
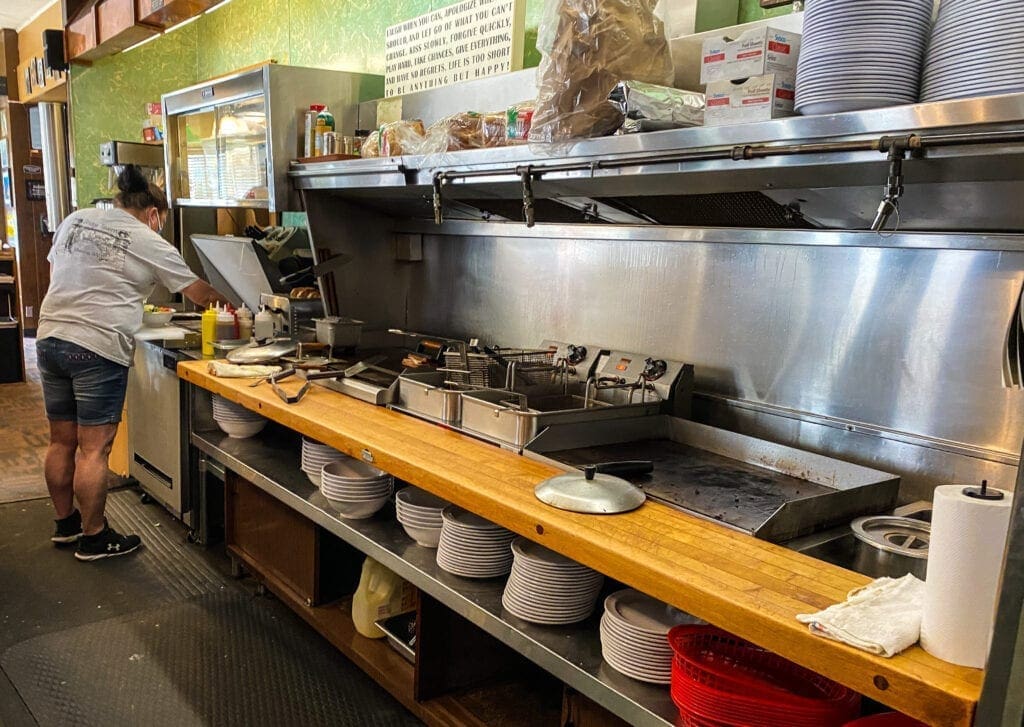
top-left (501, 537), bottom-right (604, 625)
top-left (212, 395), bottom-right (266, 438)
top-left (395, 487), bottom-right (450, 548)
top-left (319, 458), bottom-right (394, 519)
top-left (795, 0), bottom-right (933, 115)
top-left (300, 437), bottom-right (347, 486)
top-left (436, 507), bottom-right (516, 578)
top-left (922, 0), bottom-right (1024, 102)
top-left (600, 588), bottom-right (702, 684)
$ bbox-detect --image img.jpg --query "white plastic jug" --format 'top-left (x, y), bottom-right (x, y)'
top-left (351, 557), bottom-right (416, 638)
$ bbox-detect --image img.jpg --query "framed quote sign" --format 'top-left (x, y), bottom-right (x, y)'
top-left (385, 0), bottom-right (525, 97)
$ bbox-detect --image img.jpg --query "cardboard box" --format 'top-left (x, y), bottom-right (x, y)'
top-left (700, 25), bottom-right (800, 84)
top-left (704, 73), bottom-right (795, 126)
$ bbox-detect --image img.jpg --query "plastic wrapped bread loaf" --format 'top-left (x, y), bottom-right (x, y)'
top-left (531, 0), bottom-right (674, 142)
top-left (421, 112), bottom-right (508, 155)
top-left (380, 119), bottom-right (426, 156)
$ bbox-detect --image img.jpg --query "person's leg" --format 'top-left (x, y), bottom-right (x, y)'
top-left (44, 420), bottom-right (78, 519)
top-left (36, 338), bottom-right (84, 543)
top-left (65, 344), bottom-right (141, 560)
top-left (74, 423), bottom-right (119, 535)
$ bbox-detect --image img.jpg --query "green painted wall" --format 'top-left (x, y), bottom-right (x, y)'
top-left (70, 0), bottom-right (784, 206)
top-left (738, 1), bottom-right (793, 24)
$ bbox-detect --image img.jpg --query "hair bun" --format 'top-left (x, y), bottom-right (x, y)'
top-left (116, 164), bottom-right (149, 194)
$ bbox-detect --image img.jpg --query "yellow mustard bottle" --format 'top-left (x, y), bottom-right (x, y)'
top-left (201, 303), bottom-right (218, 357)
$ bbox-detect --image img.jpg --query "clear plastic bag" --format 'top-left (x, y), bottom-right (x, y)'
top-left (420, 112), bottom-right (507, 155)
top-left (506, 101), bottom-right (535, 144)
top-left (531, 0), bottom-right (674, 143)
top-left (380, 119), bottom-right (426, 156)
top-left (360, 129), bottom-right (381, 158)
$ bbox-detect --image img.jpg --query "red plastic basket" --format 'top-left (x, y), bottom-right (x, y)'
top-left (668, 625), bottom-right (861, 727)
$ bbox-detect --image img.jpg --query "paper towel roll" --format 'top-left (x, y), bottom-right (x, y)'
top-left (920, 484), bottom-right (1013, 668)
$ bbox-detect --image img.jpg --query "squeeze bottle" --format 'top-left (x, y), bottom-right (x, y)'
top-left (201, 304), bottom-right (218, 356)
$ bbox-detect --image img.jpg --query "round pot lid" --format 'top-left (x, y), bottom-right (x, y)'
top-left (535, 466), bottom-right (645, 514)
top-left (851, 515), bottom-right (930, 558)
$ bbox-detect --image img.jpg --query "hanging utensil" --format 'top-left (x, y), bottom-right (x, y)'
top-left (535, 461), bottom-right (650, 514)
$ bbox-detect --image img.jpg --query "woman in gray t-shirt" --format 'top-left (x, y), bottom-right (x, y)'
top-left (37, 165), bottom-right (226, 561)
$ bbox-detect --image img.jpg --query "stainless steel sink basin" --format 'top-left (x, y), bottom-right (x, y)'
top-left (787, 501), bottom-right (931, 578)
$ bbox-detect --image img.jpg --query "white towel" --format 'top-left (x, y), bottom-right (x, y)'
top-left (796, 573), bottom-right (925, 657)
top-left (207, 362), bottom-right (282, 378)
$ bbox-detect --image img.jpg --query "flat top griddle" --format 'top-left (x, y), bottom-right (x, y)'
top-left (554, 439), bottom-right (837, 535)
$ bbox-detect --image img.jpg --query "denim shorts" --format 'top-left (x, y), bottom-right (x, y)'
top-left (36, 338), bottom-right (129, 426)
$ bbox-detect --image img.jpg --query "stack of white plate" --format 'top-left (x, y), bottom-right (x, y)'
top-left (599, 588), bottom-right (703, 684)
top-left (502, 538), bottom-right (604, 625)
top-left (212, 395), bottom-right (266, 438)
top-left (922, 0), bottom-right (1024, 102)
top-left (320, 458), bottom-right (394, 519)
top-left (396, 487), bottom-right (450, 548)
top-left (795, 0), bottom-right (933, 115)
top-left (435, 507), bottom-right (516, 578)
top-left (300, 437), bottom-right (347, 486)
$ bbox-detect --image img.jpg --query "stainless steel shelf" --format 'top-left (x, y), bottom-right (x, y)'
top-left (191, 426), bottom-right (677, 727)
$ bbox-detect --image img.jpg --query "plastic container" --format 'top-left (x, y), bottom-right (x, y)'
top-left (236, 303), bottom-right (253, 340)
top-left (303, 104), bottom-right (324, 158)
top-left (216, 306), bottom-right (235, 341)
top-left (351, 557), bottom-right (416, 639)
top-left (254, 305), bottom-right (274, 340)
top-left (201, 304), bottom-right (218, 356)
top-left (313, 106), bottom-right (335, 157)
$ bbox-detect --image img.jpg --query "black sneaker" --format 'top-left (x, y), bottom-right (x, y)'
top-left (75, 523), bottom-right (142, 561)
top-left (52, 509), bottom-right (83, 545)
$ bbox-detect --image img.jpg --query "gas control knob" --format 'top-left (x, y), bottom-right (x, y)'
top-left (642, 358), bottom-right (667, 381)
top-left (566, 344), bottom-right (587, 366)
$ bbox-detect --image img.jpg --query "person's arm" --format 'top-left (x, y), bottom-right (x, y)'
top-left (181, 279), bottom-right (230, 308)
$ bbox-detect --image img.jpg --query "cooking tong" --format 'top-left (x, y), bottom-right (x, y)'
top-left (263, 354), bottom-right (390, 404)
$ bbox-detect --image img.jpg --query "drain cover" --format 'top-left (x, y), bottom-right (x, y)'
top-left (851, 515), bottom-right (930, 558)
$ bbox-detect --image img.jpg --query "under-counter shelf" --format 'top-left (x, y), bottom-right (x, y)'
top-left (192, 425), bottom-right (678, 727)
top-left (179, 361), bottom-right (983, 727)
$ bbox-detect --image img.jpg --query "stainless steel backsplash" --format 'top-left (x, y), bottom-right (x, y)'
top-left (307, 198), bottom-right (1024, 500)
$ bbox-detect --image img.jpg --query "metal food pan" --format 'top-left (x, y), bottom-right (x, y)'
top-left (396, 371), bottom-right (477, 426)
top-left (460, 387), bottom-right (662, 451)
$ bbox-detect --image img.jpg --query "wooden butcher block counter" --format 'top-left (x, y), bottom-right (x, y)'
top-left (179, 360), bottom-right (983, 726)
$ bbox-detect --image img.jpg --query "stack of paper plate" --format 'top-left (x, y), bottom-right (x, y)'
top-left (922, 0), bottom-right (1024, 102)
top-left (600, 589), bottom-right (702, 684)
top-left (395, 486), bottom-right (450, 548)
top-left (300, 437), bottom-right (347, 486)
top-left (435, 507), bottom-right (516, 578)
top-left (795, 0), bottom-right (933, 115)
top-left (501, 538), bottom-right (604, 625)
top-left (319, 458), bottom-right (393, 519)
top-left (212, 395), bottom-right (266, 438)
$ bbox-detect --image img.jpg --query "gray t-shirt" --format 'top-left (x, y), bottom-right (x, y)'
top-left (37, 208), bottom-right (199, 366)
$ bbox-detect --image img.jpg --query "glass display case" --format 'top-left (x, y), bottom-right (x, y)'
top-left (163, 64), bottom-right (382, 212)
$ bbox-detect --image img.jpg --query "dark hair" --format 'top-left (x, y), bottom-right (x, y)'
top-left (115, 164), bottom-right (168, 212)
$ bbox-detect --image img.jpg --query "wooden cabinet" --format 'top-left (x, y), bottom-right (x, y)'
top-left (225, 471), bottom-right (357, 606)
top-left (96, 0), bottom-right (159, 54)
top-left (65, 8), bottom-right (99, 62)
top-left (136, 0), bottom-right (219, 29)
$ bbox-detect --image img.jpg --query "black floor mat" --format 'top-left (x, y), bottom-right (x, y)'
top-left (0, 491), bottom-right (226, 652)
top-left (0, 492), bottom-right (421, 727)
top-left (1, 591), bottom-right (421, 727)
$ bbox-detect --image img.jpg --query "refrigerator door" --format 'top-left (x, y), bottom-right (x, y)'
top-left (38, 102), bottom-right (70, 232)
